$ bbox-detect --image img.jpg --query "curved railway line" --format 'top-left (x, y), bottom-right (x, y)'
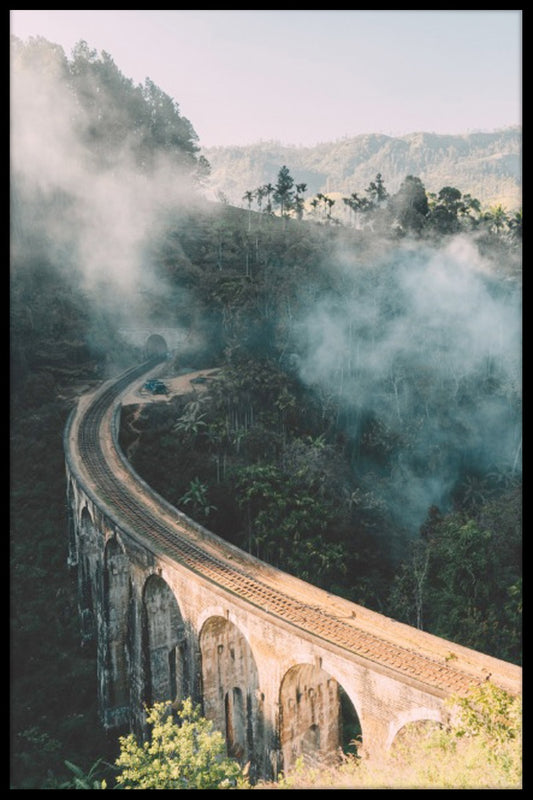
top-left (69, 358), bottom-right (517, 700)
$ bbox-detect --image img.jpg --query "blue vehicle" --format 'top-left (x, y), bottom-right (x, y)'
top-left (143, 378), bottom-right (169, 395)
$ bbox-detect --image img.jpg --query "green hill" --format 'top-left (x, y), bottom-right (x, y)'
top-left (202, 127), bottom-right (521, 213)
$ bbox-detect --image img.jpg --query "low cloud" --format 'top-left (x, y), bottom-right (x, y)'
top-left (292, 235), bottom-right (521, 536)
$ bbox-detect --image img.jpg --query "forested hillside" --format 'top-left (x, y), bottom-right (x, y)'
top-left (126, 197), bottom-right (522, 655)
top-left (10, 35), bottom-right (521, 789)
top-left (202, 128), bottom-right (521, 213)
top-left (10, 34), bottom-right (211, 789)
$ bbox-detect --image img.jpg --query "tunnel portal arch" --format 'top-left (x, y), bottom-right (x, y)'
top-left (279, 663), bottom-right (362, 772)
top-left (144, 334), bottom-right (168, 359)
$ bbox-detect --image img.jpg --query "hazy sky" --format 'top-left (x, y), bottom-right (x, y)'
top-left (10, 9), bottom-right (522, 149)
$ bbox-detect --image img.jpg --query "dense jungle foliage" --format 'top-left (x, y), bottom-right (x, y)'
top-left (10, 35), bottom-right (521, 789)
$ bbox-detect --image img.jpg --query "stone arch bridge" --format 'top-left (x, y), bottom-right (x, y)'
top-left (64, 355), bottom-right (521, 781)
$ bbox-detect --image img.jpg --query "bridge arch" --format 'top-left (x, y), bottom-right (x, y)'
top-left (77, 506), bottom-right (99, 642)
top-left (103, 536), bottom-right (131, 721)
top-left (66, 478), bottom-right (77, 566)
top-left (386, 707), bottom-right (445, 752)
top-left (279, 662), bottom-right (362, 772)
top-left (79, 504), bottom-right (97, 547)
top-left (142, 574), bottom-right (186, 707)
top-left (66, 476), bottom-right (78, 567)
top-left (199, 615), bottom-right (263, 773)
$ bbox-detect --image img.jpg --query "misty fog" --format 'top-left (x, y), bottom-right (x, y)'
top-left (292, 235), bottom-right (521, 538)
top-left (10, 35), bottom-right (204, 352)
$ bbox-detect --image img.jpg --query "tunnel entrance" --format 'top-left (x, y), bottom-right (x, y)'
top-left (144, 334), bottom-right (168, 359)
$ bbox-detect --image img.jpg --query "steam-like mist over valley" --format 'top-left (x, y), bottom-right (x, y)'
top-left (291, 236), bottom-right (521, 539)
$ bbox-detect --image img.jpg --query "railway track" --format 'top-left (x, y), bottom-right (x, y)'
top-left (73, 359), bottom-right (489, 697)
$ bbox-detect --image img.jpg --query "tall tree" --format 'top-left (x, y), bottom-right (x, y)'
top-left (429, 186), bottom-right (463, 234)
top-left (254, 185), bottom-right (266, 215)
top-left (390, 175), bottom-right (429, 236)
top-left (458, 193), bottom-right (482, 229)
top-left (141, 77), bottom-right (200, 167)
top-left (342, 192), bottom-right (369, 227)
top-left (293, 182), bottom-right (308, 220)
top-left (242, 189), bottom-right (254, 231)
top-left (507, 209), bottom-right (522, 240)
top-left (482, 204), bottom-right (509, 235)
top-left (273, 165), bottom-right (295, 217)
top-left (262, 183), bottom-right (275, 215)
top-left (62, 38), bottom-right (207, 180)
top-left (365, 172), bottom-right (389, 206)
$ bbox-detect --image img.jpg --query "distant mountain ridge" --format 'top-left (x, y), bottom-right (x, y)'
top-left (201, 127), bottom-right (521, 212)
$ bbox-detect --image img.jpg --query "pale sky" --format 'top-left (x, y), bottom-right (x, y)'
top-left (10, 9), bottom-right (522, 149)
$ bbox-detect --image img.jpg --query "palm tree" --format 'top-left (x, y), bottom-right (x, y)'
top-left (253, 186), bottom-right (267, 261)
top-left (294, 182), bottom-right (307, 220)
top-left (507, 209), bottom-right (522, 240)
top-left (342, 192), bottom-right (369, 228)
top-left (242, 189), bottom-right (254, 232)
top-left (315, 192), bottom-right (335, 223)
top-left (483, 204), bottom-right (508, 235)
top-left (325, 195), bottom-right (336, 223)
top-left (178, 478), bottom-right (217, 521)
top-left (263, 183), bottom-right (275, 215)
top-left (310, 196), bottom-right (320, 216)
top-left (254, 185), bottom-right (266, 215)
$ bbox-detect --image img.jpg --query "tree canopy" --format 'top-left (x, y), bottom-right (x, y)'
top-left (114, 700), bottom-right (249, 790)
top-left (11, 34), bottom-right (210, 182)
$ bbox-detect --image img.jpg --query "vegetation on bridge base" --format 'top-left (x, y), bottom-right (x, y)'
top-left (261, 683), bottom-right (522, 791)
top-left (113, 699), bottom-right (250, 790)
top-left (46, 682), bottom-right (521, 790)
